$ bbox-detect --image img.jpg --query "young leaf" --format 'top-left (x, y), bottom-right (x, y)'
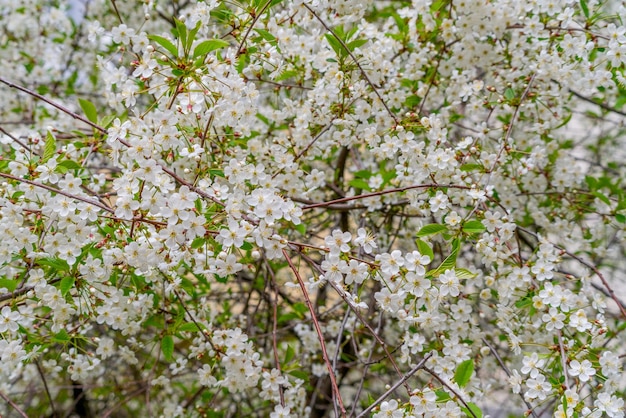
top-left (161, 335), bottom-right (174, 361)
top-left (78, 98), bottom-right (98, 123)
top-left (461, 402), bottom-right (483, 418)
top-left (324, 33), bottom-right (344, 58)
top-left (43, 131), bottom-right (56, 163)
top-left (416, 223), bottom-right (448, 237)
top-left (148, 35), bottom-right (178, 57)
top-left (434, 239), bottom-right (460, 274)
top-left (0, 278), bottom-right (17, 292)
top-left (580, 0), bottom-right (589, 18)
top-left (193, 39), bottom-right (230, 58)
top-left (347, 38), bottom-right (368, 51)
top-left (462, 220), bottom-right (486, 234)
top-left (178, 322), bottom-right (202, 332)
top-left (284, 344), bottom-right (295, 363)
top-left (416, 239), bottom-right (434, 261)
top-left (59, 276), bottom-right (75, 297)
top-left (455, 268), bottom-right (477, 280)
top-left (454, 359), bottom-right (474, 387)
top-left (174, 19), bottom-right (188, 52)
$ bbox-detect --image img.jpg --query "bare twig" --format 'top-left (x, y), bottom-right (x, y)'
top-left (282, 249), bottom-right (347, 417)
top-left (481, 338), bottom-right (539, 418)
top-left (0, 77), bottom-right (107, 134)
top-left (517, 226), bottom-right (626, 318)
top-left (423, 366), bottom-right (478, 418)
top-left (302, 183), bottom-right (470, 210)
top-left (355, 353), bottom-right (432, 418)
top-left (0, 389), bottom-right (29, 418)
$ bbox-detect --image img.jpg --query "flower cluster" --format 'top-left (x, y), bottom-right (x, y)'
top-left (0, 0), bottom-right (625, 417)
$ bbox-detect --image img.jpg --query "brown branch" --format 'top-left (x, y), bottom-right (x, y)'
top-left (282, 249), bottom-right (347, 417)
top-left (302, 183), bottom-right (470, 210)
top-left (423, 366), bottom-right (478, 418)
top-left (0, 77), bottom-right (106, 134)
top-left (0, 172), bottom-right (115, 214)
top-left (481, 338), bottom-right (539, 418)
top-left (355, 353), bottom-right (432, 418)
top-left (0, 389), bottom-right (29, 418)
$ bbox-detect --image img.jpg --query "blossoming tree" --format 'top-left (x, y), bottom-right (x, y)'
top-left (0, 0), bottom-right (625, 416)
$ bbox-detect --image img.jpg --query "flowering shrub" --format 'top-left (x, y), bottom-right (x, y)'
top-left (1, 0), bottom-right (626, 417)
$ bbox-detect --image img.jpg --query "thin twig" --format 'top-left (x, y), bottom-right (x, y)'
top-left (355, 353), bottom-right (432, 418)
top-left (237, 0), bottom-right (273, 56)
top-left (282, 249), bottom-right (347, 417)
top-left (517, 226), bottom-right (626, 319)
top-left (423, 366), bottom-right (478, 418)
top-left (0, 126), bottom-right (30, 151)
top-left (302, 183), bottom-right (470, 209)
top-left (569, 89), bottom-right (626, 117)
top-left (0, 77), bottom-right (106, 134)
top-left (0, 172), bottom-right (114, 213)
top-left (0, 390), bottom-right (29, 418)
top-left (303, 4), bottom-right (398, 124)
top-left (481, 338), bottom-right (539, 418)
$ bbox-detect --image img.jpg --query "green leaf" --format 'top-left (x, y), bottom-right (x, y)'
top-left (460, 163), bottom-right (484, 172)
top-left (0, 279), bottom-right (18, 292)
top-left (58, 160), bottom-right (82, 170)
top-left (416, 223), bottom-right (448, 238)
top-left (455, 268), bottom-right (477, 280)
top-left (148, 35), bottom-right (178, 57)
top-left (580, 0), bottom-right (589, 18)
top-left (294, 223), bottom-right (306, 235)
top-left (193, 39), bottom-right (230, 58)
top-left (254, 28), bottom-right (276, 42)
top-left (461, 402), bottom-right (483, 418)
top-left (59, 276), bottom-right (75, 296)
top-left (191, 237), bottom-right (206, 249)
top-left (347, 38), bottom-right (368, 51)
top-left (349, 178), bottom-right (371, 191)
top-left (504, 88), bottom-right (516, 101)
top-left (53, 329), bottom-right (70, 343)
top-left (454, 359), bottom-right (474, 388)
top-left (284, 345), bottom-right (295, 363)
top-left (325, 33), bottom-right (344, 58)
top-left (462, 220), bottom-right (486, 234)
top-left (78, 98), bottom-right (97, 123)
top-left (591, 191), bottom-right (610, 205)
top-left (288, 370), bottom-right (309, 380)
top-left (179, 322), bottom-right (202, 332)
top-left (174, 19), bottom-right (188, 52)
top-left (415, 239), bottom-right (434, 261)
top-left (353, 169), bottom-right (373, 179)
top-left (433, 239), bottom-right (460, 275)
top-left (43, 131), bottom-right (56, 163)
top-left (435, 389), bottom-right (451, 401)
top-left (38, 257), bottom-right (70, 273)
top-left (161, 335), bottom-right (174, 361)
